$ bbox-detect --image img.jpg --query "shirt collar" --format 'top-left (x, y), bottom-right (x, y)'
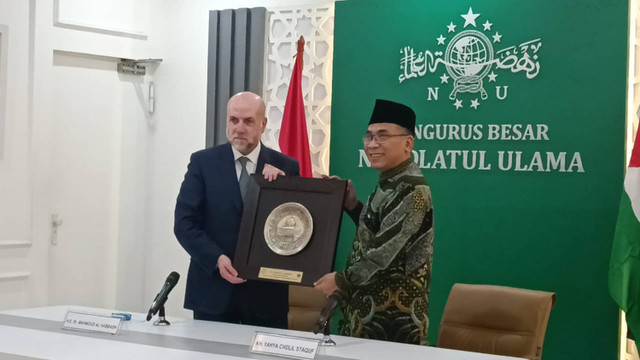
top-left (231, 142), bottom-right (261, 165)
top-left (379, 158), bottom-right (413, 182)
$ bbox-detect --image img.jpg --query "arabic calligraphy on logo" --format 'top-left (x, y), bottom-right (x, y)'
top-left (398, 7), bottom-right (542, 110)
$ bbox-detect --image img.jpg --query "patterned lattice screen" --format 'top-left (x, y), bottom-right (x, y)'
top-left (263, 4), bottom-right (334, 177)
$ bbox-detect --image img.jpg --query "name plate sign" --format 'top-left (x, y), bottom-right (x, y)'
top-left (258, 267), bottom-right (303, 283)
top-left (63, 311), bottom-right (122, 335)
top-left (250, 331), bottom-right (320, 359)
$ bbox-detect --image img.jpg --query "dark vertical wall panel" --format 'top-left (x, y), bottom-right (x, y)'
top-left (205, 12), bottom-right (219, 148)
top-left (206, 8), bottom-right (268, 148)
top-left (214, 10), bottom-right (233, 147)
top-left (233, 8), bottom-right (248, 95)
top-left (247, 8), bottom-right (266, 97)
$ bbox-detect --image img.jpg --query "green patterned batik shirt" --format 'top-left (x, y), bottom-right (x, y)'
top-left (335, 158), bottom-right (434, 345)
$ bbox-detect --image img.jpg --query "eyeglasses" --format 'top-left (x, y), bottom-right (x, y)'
top-left (363, 132), bottom-right (411, 144)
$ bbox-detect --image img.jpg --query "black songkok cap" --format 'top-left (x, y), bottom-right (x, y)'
top-left (368, 99), bottom-right (416, 133)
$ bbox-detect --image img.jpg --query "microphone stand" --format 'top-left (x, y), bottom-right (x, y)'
top-left (153, 306), bottom-right (170, 326)
top-left (314, 293), bottom-right (339, 346)
top-left (318, 316), bottom-right (336, 346)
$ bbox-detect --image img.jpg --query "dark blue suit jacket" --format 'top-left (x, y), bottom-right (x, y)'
top-left (174, 142), bottom-right (300, 316)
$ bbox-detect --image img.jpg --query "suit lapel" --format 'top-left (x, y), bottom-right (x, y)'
top-left (256, 143), bottom-right (269, 174)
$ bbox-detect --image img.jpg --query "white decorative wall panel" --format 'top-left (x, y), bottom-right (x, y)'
top-left (263, 4), bottom-right (334, 177)
top-left (54, 0), bottom-right (149, 39)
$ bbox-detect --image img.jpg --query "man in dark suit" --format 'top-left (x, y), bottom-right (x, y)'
top-left (174, 92), bottom-right (300, 328)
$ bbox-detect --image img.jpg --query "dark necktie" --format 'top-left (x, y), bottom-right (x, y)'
top-left (238, 157), bottom-right (250, 201)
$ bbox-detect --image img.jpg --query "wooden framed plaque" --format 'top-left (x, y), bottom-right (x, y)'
top-left (233, 176), bottom-right (347, 286)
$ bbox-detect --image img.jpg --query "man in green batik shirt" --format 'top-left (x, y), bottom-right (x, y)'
top-left (314, 99), bottom-right (434, 345)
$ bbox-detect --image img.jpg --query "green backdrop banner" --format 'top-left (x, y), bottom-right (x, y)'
top-left (329, 0), bottom-right (628, 358)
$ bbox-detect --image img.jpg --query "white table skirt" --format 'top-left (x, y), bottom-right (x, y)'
top-left (0, 306), bottom-right (524, 360)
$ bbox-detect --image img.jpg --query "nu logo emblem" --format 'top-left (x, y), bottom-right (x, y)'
top-left (398, 7), bottom-right (542, 110)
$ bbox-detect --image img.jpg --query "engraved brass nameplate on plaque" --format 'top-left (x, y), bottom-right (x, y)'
top-left (258, 267), bottom-right (304, 283)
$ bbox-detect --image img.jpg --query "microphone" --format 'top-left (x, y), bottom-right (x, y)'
top-left (314, 293), bottom-right (340, 335)
top-left (146, 271), bottom-right (180, 321)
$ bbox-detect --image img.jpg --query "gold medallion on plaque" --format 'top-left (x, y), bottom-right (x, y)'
top-left (263, 202), bottom-right (313, 256)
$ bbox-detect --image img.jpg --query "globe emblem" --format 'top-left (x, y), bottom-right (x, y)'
top-left (445, 30), bottom-right (494, 100)
top-left (445, 30), bottom-right (493, 79)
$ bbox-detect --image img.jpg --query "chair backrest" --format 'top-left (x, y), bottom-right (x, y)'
top-left (438, 283), bottom-right (556, 360)
top-left (287, 285), bottom-right (328, 332)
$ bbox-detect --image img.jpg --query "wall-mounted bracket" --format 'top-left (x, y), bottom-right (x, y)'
top-left (117, 58), bottom-right (162, 76)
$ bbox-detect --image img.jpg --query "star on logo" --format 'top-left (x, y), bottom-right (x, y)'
top-left (437, 34), bottom-right (446, 45)
top-left (440, 73), bottom-right (450, 84)
top-left (482, 20), bottom-right (493, 31)
top-left (492, 32), bottom-right (502, 43)
top-left (447, 22), bottom-right (457, 33)
top-left (453, 99), bottom-right (463, 110)
top-left (470, 99), bottom-right (480, 109)
top-left (488, 72), bottom-right (497, 82)
top-left (461, 7), bottom-right (480, 28)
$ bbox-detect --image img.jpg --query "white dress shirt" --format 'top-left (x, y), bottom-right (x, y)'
top-left (231, 142), bottom-right (261, 180)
